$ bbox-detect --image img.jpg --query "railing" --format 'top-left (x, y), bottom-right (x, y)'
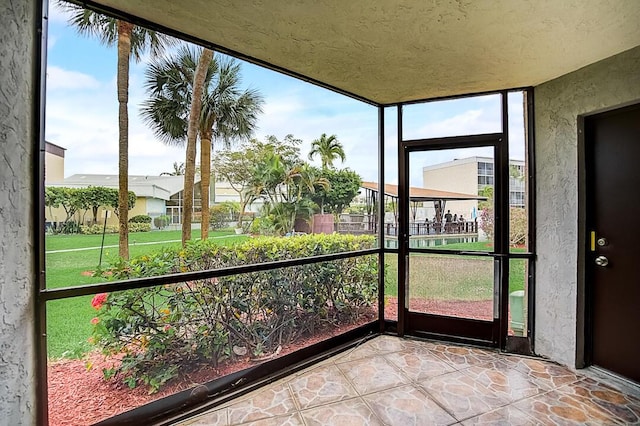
top-left (335, 218), bottom-right (478, 236)
top-left (385, 221), bottom-right (479, 236)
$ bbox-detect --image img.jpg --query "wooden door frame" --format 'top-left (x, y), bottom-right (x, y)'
top-left (577, 99), bottom-right (640, 369)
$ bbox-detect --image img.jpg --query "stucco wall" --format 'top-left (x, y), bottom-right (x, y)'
top-left (44, 152), bottom-right (64, 183)
top-left (534, 46), bottom-right (640, 368)
top-left (0, 0), bottom-right (38, 423)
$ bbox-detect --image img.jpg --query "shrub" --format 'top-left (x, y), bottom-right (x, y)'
top-left (209, 204), bottom-right (231, 230)
top-left (479, 206), bottom-right (527, 246)
top-left (80, 224), bottom-right (118, 234)
top-left (80, 223), bottom-right (150, 234)
top-left (153, 215), bottom-right (171, 229)
top-left (129, 223), bottom-right (151, 233)
top-left (249, 216), bottom-right (276, 236)
top-left (92, 234), bottom-right (377, 393)
top-left (129, 215), bottom-right (152, 224)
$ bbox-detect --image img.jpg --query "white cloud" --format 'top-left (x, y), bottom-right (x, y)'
top-left (47, 35), bottom-right (57, 50)
top-left (410, 109), bottom-right (501, 140)
top-left (47, 66), bottom-right (101, 90)
top-left (48, 3), bottom-right (72, 24)
top-left (45, 68), bottom-right (186, 178)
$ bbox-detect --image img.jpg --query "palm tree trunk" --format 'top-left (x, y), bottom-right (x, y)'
top-left (182, 48), bottom-right (213, 246)
top-left (200, 131), bottom-right (212, 240)
top-left (117, 20), bottom-right (133, 260)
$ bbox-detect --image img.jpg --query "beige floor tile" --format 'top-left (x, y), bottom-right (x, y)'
top-left (514, 357), bottom-right (582, 390)
top-left (287, 363), bottom-right (357, 409)
top-left (334, 342), bottom-right (380, 363)
top-left (426, 343), bottom-right (501, 369)
top-left (338, 355), bottom-right (410, 395)
top-left (461, 405), bottom-right (538, 425)
top-left (554, 377), bottom-right (640, 424)
top-left (513, 389), bottom-right (623, 425)
top-left (300, 397), bottom-right (383, 426)
top-left (175, 337), bottom-right (640, 426)
top-left (367, 334), bottom-right (418, 353)
top-left (180, 409), bottom-right (227, 426)
top-left (385, 345), bottom-right (456, 381)
top-left (226, 383), bottom-right (296, 424)
top-left (234, 412), bottom-right (304, 426)
top-left (460, 363), bottom-right (543, 403)
top-left (363, 384), bottom-right (457, 425)
top-left (420, 370), bottom-right (509, 420)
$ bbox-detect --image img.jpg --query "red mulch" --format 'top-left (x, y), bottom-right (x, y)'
top-left (383, 297), bottom-right (493, 321)
top-left (47, 311), bottom-right (376, 426)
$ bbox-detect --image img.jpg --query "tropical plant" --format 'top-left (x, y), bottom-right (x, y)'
top-left (160, 162), bottom-right (185, 176)
top-left (306, 167), bottom-right (362, 214)
top-left (141, 46), bottom-right (263, 244)
top-left (308, 133), bottom-right (346, 169)
top-left (60, 3), bottom-right (173, 259)
top-left (238, 135), bottom-right (331, 234)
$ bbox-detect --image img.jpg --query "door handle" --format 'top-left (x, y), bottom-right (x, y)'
top-left (595, 256), bottom-right (609, 267)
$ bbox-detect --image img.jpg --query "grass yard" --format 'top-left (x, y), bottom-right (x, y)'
top-left (384, 241), bottom-right (528, 299)
top-left (45, 228), bottom-right (229, 252)
top-left (46, 230), bottom-right (247, 359)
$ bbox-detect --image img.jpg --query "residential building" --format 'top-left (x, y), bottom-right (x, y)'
top-left (44, 141), bottom-right (65, 184)
top-left (422, 156), bottom-right (525, 220)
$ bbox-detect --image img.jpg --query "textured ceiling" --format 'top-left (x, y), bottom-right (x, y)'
top-left (88, 0), bottom-right (640, 105)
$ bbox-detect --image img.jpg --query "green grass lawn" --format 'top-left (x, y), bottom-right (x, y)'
top-left (384, 242), bottom-right (528, 299)
top-left (46, 229), bottom-right (247, 359)
top-left (45, 228), bottom-right (235, 251)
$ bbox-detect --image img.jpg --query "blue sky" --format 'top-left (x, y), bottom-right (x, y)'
top-left (45, 3), bottom-right (525, 187)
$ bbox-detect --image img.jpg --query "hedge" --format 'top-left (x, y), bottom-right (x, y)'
top-left (80, 223), bottom-right (151, 234)
top-left (91, 234), bottom-right (378, 392)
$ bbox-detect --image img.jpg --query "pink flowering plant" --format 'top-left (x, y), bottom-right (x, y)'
top-left (89, 234), bottom-right (377, 393)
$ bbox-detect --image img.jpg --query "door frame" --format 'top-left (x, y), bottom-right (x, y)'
top-left (397, 132), bottom-right (510, 346)
top-left (577, 99), bottom-right (640, 369)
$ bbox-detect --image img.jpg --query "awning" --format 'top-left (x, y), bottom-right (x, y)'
top-left (361, 181), bottom-right (487, 203)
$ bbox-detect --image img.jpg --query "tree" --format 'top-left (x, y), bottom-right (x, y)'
top-left (61, 4), bottom-right (172, 259)
top-left (141, 46), bottom-right (263, 243)
top-left (307, 168), bottom-right (362, 214)
top-left (44, 187), bottom-right (82, 229)
top-left (212, 144), bottom-right (258, 229)
top-left (248, 136), bottom-right (329, 235)
top-left (78, 186), bottom-right (117, 224)
top-left (160, 162), bottom-right (185, 176)
top-left (308, 133), bottom-right (346, 169)
top-left (43, 186), bottom-right (135, 233)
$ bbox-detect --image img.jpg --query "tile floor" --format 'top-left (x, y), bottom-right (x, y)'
top-left (178, 335), bottom-right (640, 425)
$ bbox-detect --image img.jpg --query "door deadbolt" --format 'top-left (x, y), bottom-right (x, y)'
top-left (595, 256), bottom-right (609, 267)
top-left (597, 238), bottom-right (608, 247)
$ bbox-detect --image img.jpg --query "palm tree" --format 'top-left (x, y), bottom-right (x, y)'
top-left (141, 46), bottom-right (263, 242)
top-left (160, 161), bottom-right (185, 176)
top-left (308, 133), bottom-right (346, 169)
top-left (61, 4), bottom-right (172, 259)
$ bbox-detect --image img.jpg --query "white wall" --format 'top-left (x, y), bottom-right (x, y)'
top-left (145, 198), bottom-right (166, 217)
top-left (534, 46), bottom-right (640, 368)
top-left (0, 0), bottom-right (38, 423)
